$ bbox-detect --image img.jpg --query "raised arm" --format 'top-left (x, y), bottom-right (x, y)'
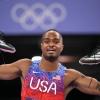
top-left (0, 58), bottom-right (31, 80)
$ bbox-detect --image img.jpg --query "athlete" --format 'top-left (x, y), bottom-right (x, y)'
top-left (0, 29), bottom-right (100, 100)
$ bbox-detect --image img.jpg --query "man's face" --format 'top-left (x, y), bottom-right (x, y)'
top-left (41, 31), bottom-right (64, 62)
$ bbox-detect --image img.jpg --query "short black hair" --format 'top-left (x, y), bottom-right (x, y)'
top-left (41, 29), bottom-right (63, 43)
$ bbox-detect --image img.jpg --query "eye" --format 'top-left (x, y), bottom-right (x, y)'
top-left (43, 39), bottom-right (49, 44)
top-left (53, 39), bottom-right (60, 44)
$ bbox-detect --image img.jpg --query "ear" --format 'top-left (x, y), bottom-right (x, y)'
top-left (40, 43), bottom-right (42, 49)
top-left (61, 44), bottom-right (64, 52)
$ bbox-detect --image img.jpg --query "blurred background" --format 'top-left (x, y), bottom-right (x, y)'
top-left (0, 0), bottom-right (100, 100)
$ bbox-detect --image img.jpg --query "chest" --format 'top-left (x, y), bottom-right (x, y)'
top-left (24, 71), bottom-right (64, 95)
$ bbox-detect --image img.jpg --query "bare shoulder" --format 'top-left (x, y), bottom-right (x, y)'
top-left (14, 58), bottom-right (32, 67)
top-left (67, 68), bottom-right (82, 74)
top-left (16, 58), bottom-right (32, 64)
top-left (64, 68), bottom-right (85, 87)
top-left (64, 68), bottom-right (84, 80)
top-left (14, 58), bottom-right (32, 77)
top-left (9, 58), bottom-right (32, 70)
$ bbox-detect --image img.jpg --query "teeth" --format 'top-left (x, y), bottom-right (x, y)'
top-left (48, 49), bottom-right (54, 51)
top-left (47, 48), bottom-right (56, 51)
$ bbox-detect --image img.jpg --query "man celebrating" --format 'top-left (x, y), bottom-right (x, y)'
top-left (0, 30), bottom-right (100, 100)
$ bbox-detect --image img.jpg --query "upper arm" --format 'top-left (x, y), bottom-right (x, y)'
top-left (72, 70), bottom-right (99, 90)
top-left (75, 76), bottom-right (100, 95)
top-left (0, 63), bottom-right (20, 80)
top-left (0, 58), bottom-right (31, 80)
top-left (66, 69), bottom-right (100, 95)
top-left (67, 69), bottom-right (92, 88)
top-left (75, 73), bottom-right (98, 89)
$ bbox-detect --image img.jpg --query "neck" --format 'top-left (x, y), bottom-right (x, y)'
top-left (40, 57), bottom-right (59, 72)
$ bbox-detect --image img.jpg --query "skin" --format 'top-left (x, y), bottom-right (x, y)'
top-left (0, 30), bottom-right (100, 99)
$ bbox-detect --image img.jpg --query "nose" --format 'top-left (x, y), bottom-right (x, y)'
top-left (48, 41), bottom-right (55, 47)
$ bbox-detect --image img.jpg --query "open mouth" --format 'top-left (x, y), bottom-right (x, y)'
top-left (47, 49), bottom-right (56, 53)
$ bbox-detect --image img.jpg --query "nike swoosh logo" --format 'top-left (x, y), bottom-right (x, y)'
top-left (33, 71), bottom-right (40, 73)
